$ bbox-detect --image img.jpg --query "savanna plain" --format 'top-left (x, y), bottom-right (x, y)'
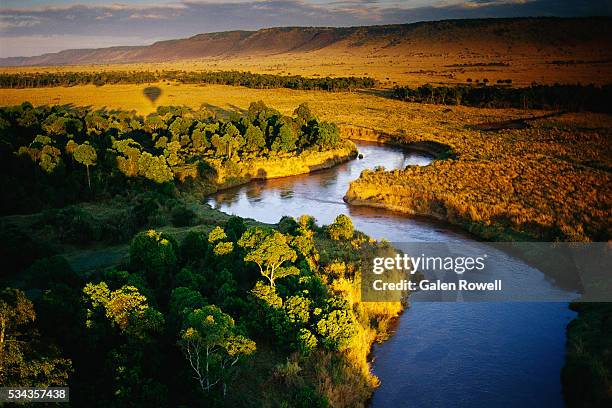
top-left (1, 17), bottom-right (611, 408)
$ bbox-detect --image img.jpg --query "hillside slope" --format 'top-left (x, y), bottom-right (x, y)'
top-left (2, 17), bottom-right (611, 67)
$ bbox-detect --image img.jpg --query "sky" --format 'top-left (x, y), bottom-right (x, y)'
top-left (1, 0), bottom-right (611, 58)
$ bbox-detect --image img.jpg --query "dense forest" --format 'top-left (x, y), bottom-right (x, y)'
top-left (1, 206), bottom-right (403, 406)
top-left (0, 101), bottom-right (345, 215)
top-left (391, 84), bottom-right (612, 112)
top-left (0, 71), bottom-right (376, 92)
top-left (0, 99), bottom-right (404, 406)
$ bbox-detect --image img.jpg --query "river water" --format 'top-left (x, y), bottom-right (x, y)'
top-left (207, 141), bottom-right (576, 407)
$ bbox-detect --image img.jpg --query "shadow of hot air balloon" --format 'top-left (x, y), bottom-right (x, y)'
top-left (143, 86), bottom-right (162, 105)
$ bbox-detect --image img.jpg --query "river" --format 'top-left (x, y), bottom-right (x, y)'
top-left (207, 141), bottom-right (576, 407)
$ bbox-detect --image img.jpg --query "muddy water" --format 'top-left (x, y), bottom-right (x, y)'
top-left (207, 141), bottom-right (575, 408)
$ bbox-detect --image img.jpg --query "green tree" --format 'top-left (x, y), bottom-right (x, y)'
top-left (271, 123), bottom-right (298, 152)
top-left (164, 141), bottom-right (182, 167)
top-left (39, 145), bottom-right (62, 174)
top-left (137, 152), bottom-right (173, 183)
top-left (73, 142), bottom-right (97, 189)
top-left (225, 216), bottom-right (247, 242)
top-left (180, 231), bottom-right (209, 265)
top-left (294, 102), bottom-right (313, 124)
top-left (243, 124), bottom-right (266, 153)
top-left (174, 268), bottom-right (206, 294)
top-left (83, 282), bottom-right (164, 339)
top-left (327, 214), bottom-right (354, 241)
top-left (169, 287), bottom-right (206, 322)
top-left (312, 122), bottom-right (340, 149)
top-left (179, 305), bottom-right (256, 396)
top-left (284, 295), bottom-right (311, 325)
top-left (191, 125), bottom-right (211, 152)
top-left (130, 230), bottom-right (178, 291)
top-left (238, 228), bottom-right (299, 287)
top-left (144, 115), bottom-right (166, 133)
top-left (113, 139), bottom-right (142, 177)
top-left (168, 117), bottom-right (192, 143)
top-left (297, 328), bottom-right (318, 355)
top-left (316, 309), bottom-right (357, 351)
top-left (85, 113), bottom-right (109, 136)
top-left (208, 226), bottom-right (228, 244)
top-left (250, 281), bottom-right (282, 309)
top-left (42, 114), bottom-right (70, 137)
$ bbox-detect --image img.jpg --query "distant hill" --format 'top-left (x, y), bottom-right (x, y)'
top-left (1, 17), bottom-right (611, 67)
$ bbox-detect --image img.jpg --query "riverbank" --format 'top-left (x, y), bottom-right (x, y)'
top-left (340, 124), bottom-right (611, 407)
top-left (339, 125), bottom-right (452, 159)
top-left (201, 140), bottom-right (358, 194)
top-left (205, 141), bottom-right (579, 407)
top-left (341, 116), bottom-right (611, 243)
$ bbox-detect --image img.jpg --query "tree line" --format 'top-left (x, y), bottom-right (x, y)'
top-left (0, 101), bottom-right (342, 215)
top-left (0, 70), bottom-right (377, 92)
top-left (390, 84), bottom-right (612, 112)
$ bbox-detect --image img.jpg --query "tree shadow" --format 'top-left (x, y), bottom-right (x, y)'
top-left (200, 102), bottom-right (246, 119)
top-left (467, 111), bottom-right (566, 131)
top-left (355, 88), bottom-right (394, 99)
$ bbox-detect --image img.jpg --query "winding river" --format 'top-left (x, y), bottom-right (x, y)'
top-left (207, 141), bottom-right (576, 407)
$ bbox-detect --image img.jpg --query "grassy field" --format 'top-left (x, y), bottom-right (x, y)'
top-left (2, 48), bottom-right (611, 88)
top-left (0, 81), bottom-right (588, 125)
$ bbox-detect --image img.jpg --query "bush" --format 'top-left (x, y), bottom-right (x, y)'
top-left (129, 229), bottom-right (178, 292)
top-left (294, 386), bottom-right (329, 408)
top-left (171, 205), bottom-right (196, 227)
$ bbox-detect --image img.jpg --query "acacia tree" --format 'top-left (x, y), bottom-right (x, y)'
top-left (238, 228), bottom-right (299, 287)
top-left (82, 282), bottom-right (164, 339)
top-left (73, 142), bottom-right (97, 189)
top-left (179, 305), bottom-right (255, 396)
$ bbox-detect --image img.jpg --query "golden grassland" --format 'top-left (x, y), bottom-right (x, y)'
top-left (2, 82), bottom-right (611, 242)
top-left (343, 114), bottom-right (612, 241)
top-left (2, 47), bottom-right (611, 88)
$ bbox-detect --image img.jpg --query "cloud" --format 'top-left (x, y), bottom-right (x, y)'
top-left (128, 13), bottom-right (172, 20)
top-left (0, 14), bottom-right (43, 30)
top-left (0, 0), bottom-right (610, 57)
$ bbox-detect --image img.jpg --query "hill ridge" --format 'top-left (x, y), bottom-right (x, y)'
top-left (1, 17), bottom-right (611, 67)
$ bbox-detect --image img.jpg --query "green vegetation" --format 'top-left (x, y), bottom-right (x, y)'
top-left (0, 97), bottom-right (396, 407)
top-left (0, 100), bottom-right (351, 215)
top-left (327, 214), bottom-right (354, 241)
top-left (562, 303), bottom-right (612, 407)
top-left (391, 84), bottom-right (612, 112)
top-left (1, 198), bottom-right (403, 406)
top-left (0, 70), bottom-right (377, 92)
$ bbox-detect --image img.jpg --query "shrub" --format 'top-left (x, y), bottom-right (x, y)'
top-left (171, 205), bottom-right (196, 227)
